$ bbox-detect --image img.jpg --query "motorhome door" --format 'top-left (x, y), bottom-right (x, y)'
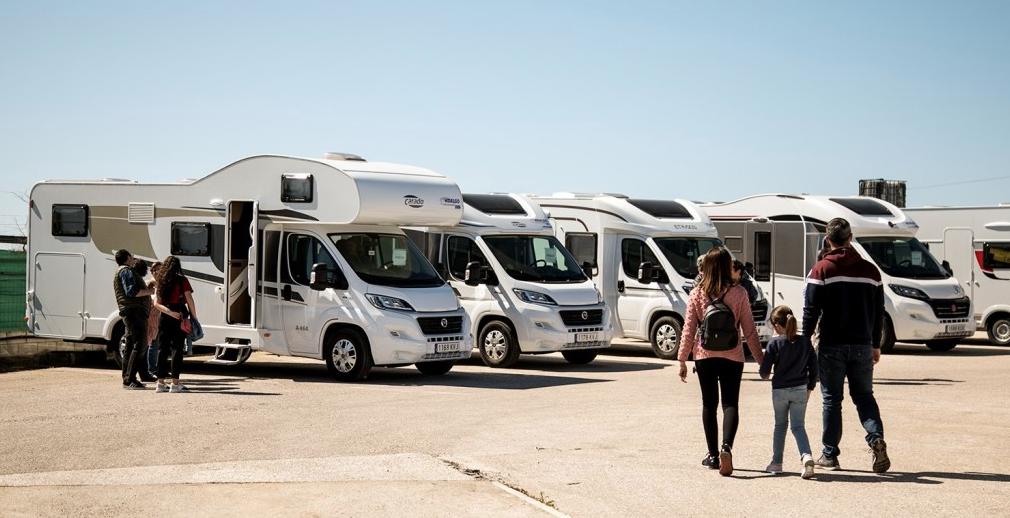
top-left (615, 236), bottom-right (663, 337)
top-left (941, 227), bottom-right (975, 301)
top-left (30, 253), bottom-right (85, 339)
top-left (226, 200), bottom-right (258, 326)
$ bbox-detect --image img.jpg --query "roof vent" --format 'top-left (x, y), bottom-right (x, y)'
top-left (323, 152), bottom-right (366, 162)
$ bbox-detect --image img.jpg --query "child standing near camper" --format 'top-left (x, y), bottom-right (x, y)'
top-left (152, 256), bottom-right (197, 393)
top-left (145, 261), bottom-right (162, 379)
top-left (759, 305), bottom-right (818, 479)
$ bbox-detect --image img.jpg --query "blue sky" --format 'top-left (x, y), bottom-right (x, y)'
top-left (2, 0), bottom-right (1009, 237)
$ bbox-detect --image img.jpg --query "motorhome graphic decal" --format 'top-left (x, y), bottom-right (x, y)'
top-left (404, 195), bottom-right (425, 208)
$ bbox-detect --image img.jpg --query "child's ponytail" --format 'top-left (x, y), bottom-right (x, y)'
top-left (770, 305), bottom-right (799, 343)
top-left (784, 314), bottom-right (798, 343)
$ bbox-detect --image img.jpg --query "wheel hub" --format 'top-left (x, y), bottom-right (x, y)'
top-left (655, 324), bottom-right (678, 353)
top-left (483, 330), bottom-right (506, 361)
top-left (332, 339), bottom-right (358, 373)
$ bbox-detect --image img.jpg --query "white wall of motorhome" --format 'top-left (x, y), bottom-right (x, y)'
top-left (904, 205), bottom-right (1010, 346)
top-left (27, 153), bottom-right (473, 381)
top-left (702, 194), bottom-right (974, 352)
top-left (405, 193), bottom-right (613, 368)
top-left (528, 194), bottom-right (767, 360)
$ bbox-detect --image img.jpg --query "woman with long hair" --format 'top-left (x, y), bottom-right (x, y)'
top-left (678, 247), bottom-right (764, 476)
top-left (152, 255), bottom-right (197, 393)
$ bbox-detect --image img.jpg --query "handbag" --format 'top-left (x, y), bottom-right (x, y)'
top-left (180, 316), bottom-right (194, 335)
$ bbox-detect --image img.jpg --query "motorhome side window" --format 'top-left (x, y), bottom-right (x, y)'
top-left (51, 204), bottom-right (88, 237)
top-left (447, 236), bottom-right (487, 279)
top-left (565, 233), bottom-right (597, 269)
top-left (983, 243), bottom-right (1010, 270)
top-left (171, 222), bottom-right (211, 256)
top-left (286, 234), bottom-right (337, 285)
top-left (621, 239), bottom-right (658, 278)
top-left (281, 174), bottom-right (313, 203)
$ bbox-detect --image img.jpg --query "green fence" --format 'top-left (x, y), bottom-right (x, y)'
top-left (0, 250), bottom-right (27, 332)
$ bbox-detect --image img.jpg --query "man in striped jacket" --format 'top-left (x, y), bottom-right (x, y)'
top-left (802, 217), bottom-right (890, 474)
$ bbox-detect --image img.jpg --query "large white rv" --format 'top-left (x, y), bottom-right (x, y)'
top-left (528, 194), bottom-right (770, 359)
top-left (405, 193), bottom-right (612, 367)
top-left (26, 153), bottom-right (474, 381)
top-left (903, 205), bottom-right (1010, 346)
top-left (702, 194), bottom-right (974, 352)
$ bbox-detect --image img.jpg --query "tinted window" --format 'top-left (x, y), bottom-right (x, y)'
top-left (621, 239), bottom-right (658, 278)
top-left (172, 222), bottom-right (211, 256)
top-left (565, 233), bottom-right (597, 270)
top-left (654, 237), bottom-right (723, 279)
top-left (983, 242), bottom-right (1010, 270)
top-left (463, 194), bottom-right (526, 215)
top-left (482, 235), bottom-right (586, 282)
top-left (281, 174), bottom-right (313, 203)
top-left (286, 234), bottom-right (337, 285)
top-left (52, 204), bottom-right (88, 237)
top-left (830, 197), bottom-right (894, 217)
top-left (446, 236), bottom-right (488, 280)
top-left (856, 236), bottom-right (947, 279)
top-left (330, 233), bottom-right (444, 288)
top-left (627, 199), bottom-right (692, 219)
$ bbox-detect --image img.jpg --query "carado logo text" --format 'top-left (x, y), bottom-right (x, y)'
top-left (404, 195), bottom-right (424, 208)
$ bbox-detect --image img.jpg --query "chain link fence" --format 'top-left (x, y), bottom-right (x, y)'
top-left (1, 250), bottom-right (27, 332)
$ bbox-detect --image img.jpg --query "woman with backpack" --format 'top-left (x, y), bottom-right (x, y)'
top-left (678, 247), bottom-right (764, 476)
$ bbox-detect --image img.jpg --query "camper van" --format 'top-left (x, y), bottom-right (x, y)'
top-left (702, 194), bottom-right (974, 352)
top-left (529, 194), bottom-right (771, 360)
top-left (903, 205), bottom-right (1010, 346)
top-left (405, 193), bottom-right (612, 368)
top-left (26, 153), bottom-right (474, 381)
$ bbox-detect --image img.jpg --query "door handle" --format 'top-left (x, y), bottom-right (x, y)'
top-left (282, 284), bottom-right (292, 301)
top-left (617, 280), bottom-right (625, 293)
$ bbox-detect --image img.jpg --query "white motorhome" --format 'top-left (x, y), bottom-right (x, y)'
top-left (903, 205), bottom-right (1010, 346)
top-left (529, 194), bottom-right (771, 359)
top-left (405, 193), bottom-right (612, 368)
top-left (26, 153), bottom-right (474, 381)
top-left (702, 194), bottom-right (974, 352)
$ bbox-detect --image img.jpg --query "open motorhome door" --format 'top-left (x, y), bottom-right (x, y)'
top-left (226, 200), bottom-right (258, 326)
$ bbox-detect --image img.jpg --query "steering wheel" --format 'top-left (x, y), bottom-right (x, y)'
top-left (531, 259), bottom-right (548, 267)
top-left (897, 260), bottom-right (911, 268)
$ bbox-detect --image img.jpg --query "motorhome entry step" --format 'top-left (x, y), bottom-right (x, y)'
top-left (207, 342), bottom-right (253, 365)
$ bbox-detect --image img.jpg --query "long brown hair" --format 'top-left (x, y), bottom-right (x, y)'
top-left (155, 255), bottom-right (182, 303)
top-left (770, 305), bottom-right (798, 342)
top-left (699, 247), bottom-right (732, 299)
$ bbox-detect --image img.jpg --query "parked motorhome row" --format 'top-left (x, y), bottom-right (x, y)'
top-left (702, 194), bottom-right (975, 352)
top-left (28, 153), bottom-right (475, 381)
top-left (903, 205), bottom-right (1010, 346)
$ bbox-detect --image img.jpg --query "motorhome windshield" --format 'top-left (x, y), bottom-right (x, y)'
top-left (330, 233), bottom-right (445, 288)
top-left (482, 235), bottom-right (587, 282)
top-left (855, 236), bottom-right (949, 280)
top-left (653, 237), bottom-right (724, 279)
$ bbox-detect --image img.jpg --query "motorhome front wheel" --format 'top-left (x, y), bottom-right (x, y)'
top-left (324, 329), bottom-right (374, 382)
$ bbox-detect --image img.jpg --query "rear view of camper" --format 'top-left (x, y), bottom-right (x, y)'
top-left (703, 194), bottom-right (974, 352)
top-left (529, 194), bottom-right (765, 359)
top-left (406, 193), bottom-right (612, 368)
top-left (904, 204), bottom-right (1010, 346)
top-left (27, 153), bottom-right (474, 381)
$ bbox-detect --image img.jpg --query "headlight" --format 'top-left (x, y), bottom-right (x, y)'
top-left (888, 284), bottom-right (929, 300)
top-left (512, 288), bottom-right (557, 305)
top-left (365, 294), bottom-right (415, 311)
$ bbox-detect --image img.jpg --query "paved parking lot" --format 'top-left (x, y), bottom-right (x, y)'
top-left (1, 337), bottom-right (1008, 517)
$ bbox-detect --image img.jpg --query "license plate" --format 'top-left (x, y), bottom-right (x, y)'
top-left (575, 332), bottom-right (600, 343)
top-left (945, 324), bottom-right (965, 333)
top-left (435, 342), bottom-right (460, 353)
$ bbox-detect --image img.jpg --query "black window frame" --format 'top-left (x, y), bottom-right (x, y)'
top-left (52, 204), bottom-right (89, 237)
top-left (171, 222), bottom-right (212, 256)
top-left (565, 232), bottom-right (598, 270)
top-left (983, 242), bottom-right (1010, 270)
top-left (281, 174), bottom-right (314, 203)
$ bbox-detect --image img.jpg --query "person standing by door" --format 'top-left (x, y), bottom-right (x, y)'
top-left (112, 249), bottom-right (155, 389)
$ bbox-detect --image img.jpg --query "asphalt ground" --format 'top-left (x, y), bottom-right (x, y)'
top-left (1, 335), bottom-right (1008, 517)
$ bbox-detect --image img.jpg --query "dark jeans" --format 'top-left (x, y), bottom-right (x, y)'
top-left (694, 358), bottom-right (745, 455)
top-left (819, 344), bottom-right (884, 457)
top-left (120, 307), bottom-right (148, 383)
top-left (157, 315), bottom-right (185, 380)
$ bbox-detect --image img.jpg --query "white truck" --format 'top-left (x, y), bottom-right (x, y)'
top-left (702, 194), bottom-right (974, 352)
top-left (528, 193), bottom-right (769, 359)
top-left (404, 193), bottom-right (612, 368)
top-left (903, 204), bottom-right (1010, 346)
top-left (26, 152), bottom-right (473, 381)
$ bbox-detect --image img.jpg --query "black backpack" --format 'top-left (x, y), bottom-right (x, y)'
top-left (700, 294), bottom-right (738, 351)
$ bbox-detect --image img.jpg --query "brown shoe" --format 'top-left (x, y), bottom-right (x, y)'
top-left (719, 448), bottom-right (733, 476)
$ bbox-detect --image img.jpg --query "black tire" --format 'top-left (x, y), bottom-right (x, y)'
top-left (478, 320), bottom-right (521, 368)
top-left (323, 328), bottom-right (373, 382)
top-left (415, 360), bottom-right (454, 375)
top-left (926, 339), bottom-right (958, 352)
top-left (561, 349), bottom-right (598, 364)
top-left (987, 314), bottom-right (1010, 346)
top-left (110, 322), bottom-right (126, 368)
top-left (650, 316), bottom-right (682, 360)
top-left (879, 315), bottom-right (896, 354)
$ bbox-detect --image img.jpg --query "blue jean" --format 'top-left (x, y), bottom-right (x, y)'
top-left (147, 337), bottom-right (159, 375)
top-left (771, 385), bottom-right (811, 464)
top-left (819, 344), bottom-right (883, 457)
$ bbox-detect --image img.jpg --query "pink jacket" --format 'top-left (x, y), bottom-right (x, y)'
top-left (677, 284), bottom-right (764, 364)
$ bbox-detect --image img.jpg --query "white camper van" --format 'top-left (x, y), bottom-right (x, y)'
top-left (529, 194), bottom-right (770, 359)
top-left (405, 193), bottom-right (612, 368)
top-left (26, 153), bottom-right (474, 381)
top-left (702, 194), bottom-right (974, 352)
top-left (903, 205), bottom-right (1010, 346)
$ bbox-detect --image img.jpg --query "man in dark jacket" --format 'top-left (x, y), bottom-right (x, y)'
top-left (802, 218), bottom-right (890, 473)
top-left (113, 249), bottom-right (155, 389)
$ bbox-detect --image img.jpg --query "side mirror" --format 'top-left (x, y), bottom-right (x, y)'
top-left (638, 261), bottom-right (656, 283)
top-left (581, 261), bottom-right (597, 279)
top-left (310, 262), bottom-right (348, 291)
top-left (464, 261), bottom-right (482, 287)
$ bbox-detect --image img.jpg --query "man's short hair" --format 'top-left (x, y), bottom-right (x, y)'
top-left (826, 218), bottom-right (852, 246)
top-left (114, 249), bottom-right (132, 266)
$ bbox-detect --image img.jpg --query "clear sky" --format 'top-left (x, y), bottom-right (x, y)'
top-left (2, 0), bottom-right (1009, 238)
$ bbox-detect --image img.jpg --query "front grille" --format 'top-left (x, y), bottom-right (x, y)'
top-left (560, 309), bottom-right (603, 327)
top-left (416, 316), bottom-right (464, 335)
top-left (928, 298), bottom-right (971, 319)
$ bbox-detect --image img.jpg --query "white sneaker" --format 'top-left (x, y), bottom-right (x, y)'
top-left (170, 384), bottom-right (190, 393)
top-left (801, 454), bottom-right (815, 479)
top-left (155, 383), bottom-right (170, 393)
